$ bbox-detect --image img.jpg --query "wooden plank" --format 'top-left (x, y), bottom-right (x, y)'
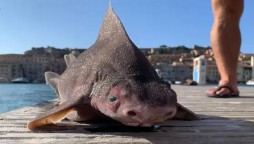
top-left (0, 85), bottom-right (254, 144)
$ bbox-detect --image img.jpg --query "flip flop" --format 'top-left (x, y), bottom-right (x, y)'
top-left (206, 85), bottom-right (239, 98)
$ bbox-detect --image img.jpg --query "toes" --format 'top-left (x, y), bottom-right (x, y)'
top-left (215, 88), bottom-right (230, 95)
top-left (206, 88), bottom-right (217, 95)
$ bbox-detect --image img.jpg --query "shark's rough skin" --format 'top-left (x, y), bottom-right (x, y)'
top-left (27, 6), bottom-right (198, 130)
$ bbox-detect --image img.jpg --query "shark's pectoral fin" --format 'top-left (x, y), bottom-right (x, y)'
top-left (27, 97), bottom-right (83, 130)
top-left (173, 103), bottom-right (199, 120)
top-left (27, 106), bottom-right (74, 131)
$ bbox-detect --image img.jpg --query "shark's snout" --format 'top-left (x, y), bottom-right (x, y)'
top-left (119, 103), bottom-right (177, 127)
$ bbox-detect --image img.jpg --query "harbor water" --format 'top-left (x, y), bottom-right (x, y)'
top-left (0, 84), bottom-right (56, 114)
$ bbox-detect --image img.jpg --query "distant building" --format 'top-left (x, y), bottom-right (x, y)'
top-left (172, 62), bottom-right (193, 82)
top-left (206, 57), bottom-right (220, 83)
top-left (154, 63), bottom-right (173, 81)
top-left (193, 56), bottom-right (206, 85)
top-left (154, 62), bottom-right (192, 82)
top-left (198, 55), bottom-right (253, 84)
top-left (251, 56), bottom-right (254, 79)
top-left (243, 66), bottom-right (252, 82)
top-left (0, 46), bottom-right (253, 84)
top-left (0, 62), bottom-right (12, 82)
top-left (0, 47), bottom-right (81, 83)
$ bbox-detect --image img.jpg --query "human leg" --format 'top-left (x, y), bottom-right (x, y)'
top-left (206, 0), bottom-right (243, 97)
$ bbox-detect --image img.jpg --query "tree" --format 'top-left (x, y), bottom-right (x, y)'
top-left (160, 45), bottom-right (167, 48)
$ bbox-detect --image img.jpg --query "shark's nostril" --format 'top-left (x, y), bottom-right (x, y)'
top-left (127, 111), bottom-right (137, 117)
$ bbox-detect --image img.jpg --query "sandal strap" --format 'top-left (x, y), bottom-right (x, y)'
top-left (216, 85), bottom-right (234, 93)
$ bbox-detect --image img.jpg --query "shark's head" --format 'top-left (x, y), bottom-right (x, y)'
top-left (90, 77), bottom-right (177, 126)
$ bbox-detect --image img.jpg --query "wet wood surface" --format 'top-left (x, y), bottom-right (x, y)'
top-left (1, 85), bottom-right (254, 144)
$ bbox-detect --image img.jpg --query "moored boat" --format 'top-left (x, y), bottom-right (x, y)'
top-left (246, 80), bottom-right (254, 85)
top-left (11, 77), bottom-right (29, 83)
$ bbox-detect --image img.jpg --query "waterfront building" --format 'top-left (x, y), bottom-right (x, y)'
top-left (242, 65), bottom-right (252, 82)
top-left (0, 54), bottom-right (23, 62)
top-left (172, 62), bottom-right (193, 82)
top-left (0, 49), bottom-right (68, 83)
top-left (0, 47), bottom-right (253, 84)
top-left (251, 56), bottom-right (254, 79)
top-left (193, 56), bottom-right (206, 85)
top-left (154, 63), bottom-right (173, 81)
top-left (0, 62), bottom-right (12, 82)
top-left (154, 62), bottom-right (192, 82)
top-left (206, 65), bottom-right (220, 83)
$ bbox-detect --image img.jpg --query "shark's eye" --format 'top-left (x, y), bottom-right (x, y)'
top-left (108, 95), bottom-right (117, 102)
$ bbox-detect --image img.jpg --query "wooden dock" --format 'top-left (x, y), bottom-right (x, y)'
top-left (1, 85), bottom-right (254, 144)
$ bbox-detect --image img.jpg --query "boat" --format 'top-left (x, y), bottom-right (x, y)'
top-left (246, 80), bottom-right (254, 85)
top-left (175, 81), bottom-right (182, 85)
top-left (11, 77), bottom-right (29, 83)
top-left (0, 77), bottom-right (7, 83)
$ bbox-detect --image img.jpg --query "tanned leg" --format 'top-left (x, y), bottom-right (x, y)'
top-left (207, 0), bottom-right (243, 96)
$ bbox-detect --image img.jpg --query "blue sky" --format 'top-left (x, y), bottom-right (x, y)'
top-left (0, 0), bottom-right (253, 54)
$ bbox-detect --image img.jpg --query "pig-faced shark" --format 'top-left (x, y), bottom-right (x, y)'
top-left (28, 5), bottom-right (198, 130)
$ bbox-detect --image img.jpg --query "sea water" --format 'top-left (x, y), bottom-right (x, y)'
top-left (0, 84), bottom-right (56, 114)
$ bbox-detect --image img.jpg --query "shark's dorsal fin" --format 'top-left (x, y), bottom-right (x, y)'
top-left (45, 72), bottom-right (60, 96)
top-left (64, 54), bottom-right (76, 67)
top-left (97, 4), bottom-right (132, 44)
